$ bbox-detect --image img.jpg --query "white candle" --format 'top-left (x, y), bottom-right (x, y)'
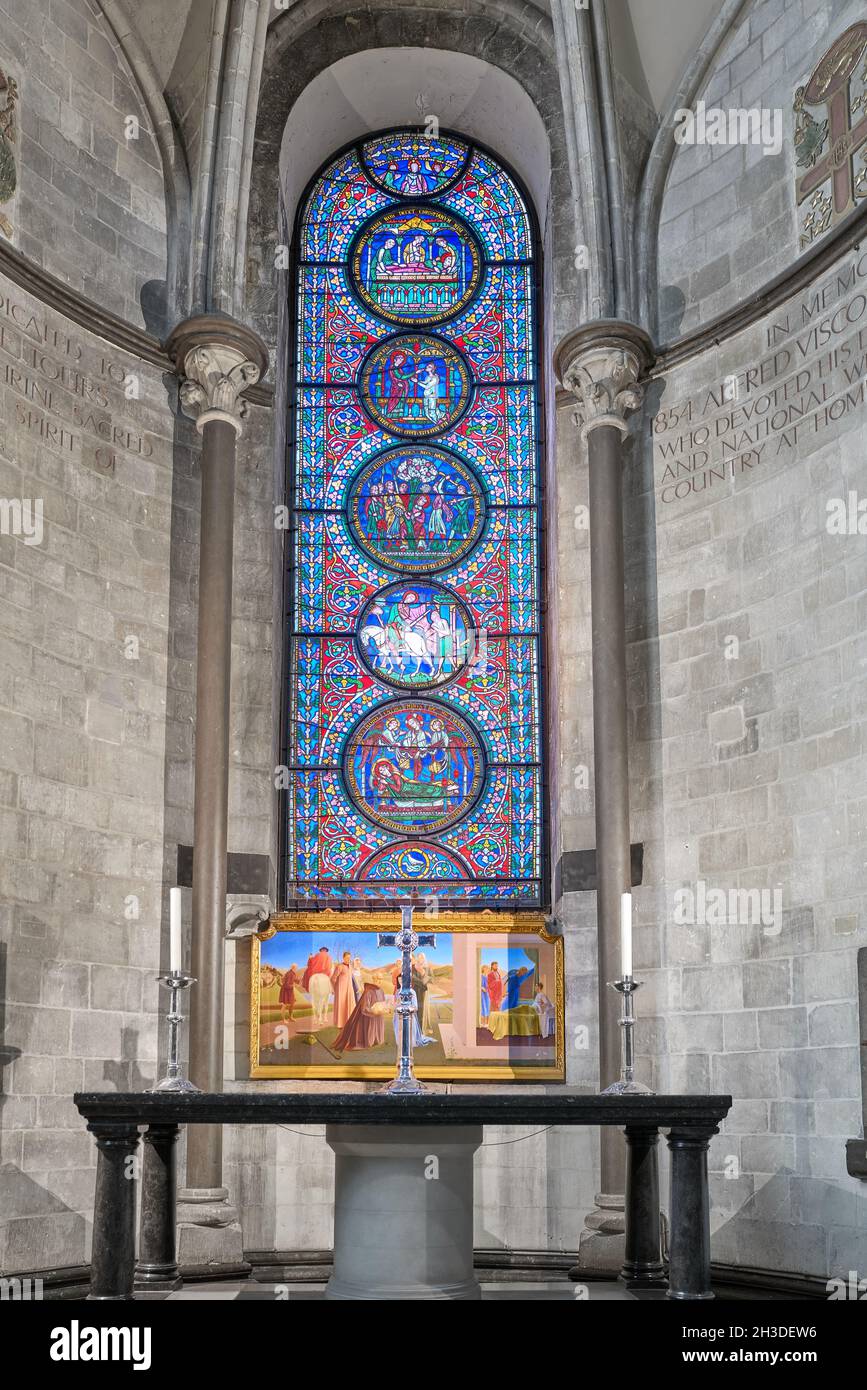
top-left (169, 887), bottom-right (183, 974)
top-left (620, 891), bottom-right (633, 979)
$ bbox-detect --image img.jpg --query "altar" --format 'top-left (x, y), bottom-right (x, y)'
top-left (73, 1091), bottom-right (732, 1302)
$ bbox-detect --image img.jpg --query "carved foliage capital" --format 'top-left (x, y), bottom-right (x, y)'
top-left (562, 347), bottom-right (645, 441)
top-left (166, 314), bottom-right (269, 438)
top-left (177, 344), bottom-right (261, 435)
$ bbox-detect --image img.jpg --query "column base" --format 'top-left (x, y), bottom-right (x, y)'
top-left (569, 1193), bottom-right (626, 1278)
top-left (175, 1186), bottom-right (250, 1277)
top-left (620, 1263), bottom-right (668, 1291)
top-left (134, 1263), bottom-right (183, 1292)
top-left (325, 1124), bottom-right (482, 1302)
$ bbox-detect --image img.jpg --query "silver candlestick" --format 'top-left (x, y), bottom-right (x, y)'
top-left (600, 977), bottom-right (654, 1096)
top-left (152, 971), bottom-right (200, 1093)
top-left (378, 905), bottom-right (436, 1096)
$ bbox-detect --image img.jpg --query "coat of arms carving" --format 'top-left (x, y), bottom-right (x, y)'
top-left (0, 65), bottom-right (18, 241)
top-left (794, 22), bottom-right (867, 249)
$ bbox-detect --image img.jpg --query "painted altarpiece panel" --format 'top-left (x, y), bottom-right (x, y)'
top-left (250, 914), bottom-right (564, 1081)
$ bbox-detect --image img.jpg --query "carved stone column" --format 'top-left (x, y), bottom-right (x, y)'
top-left (555, 321), bottom-right (653, 1273)
top-left (165, 314), bottom-right (268, 1274)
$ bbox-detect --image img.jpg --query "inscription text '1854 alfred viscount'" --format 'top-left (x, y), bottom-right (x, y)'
top-left (654, 250), bottom-right (867, 505)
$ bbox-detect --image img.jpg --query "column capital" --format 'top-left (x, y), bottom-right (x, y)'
top-left (165, 313), bottom-right (269, 437)
top-left (554, 320), bottom-right (654, 443)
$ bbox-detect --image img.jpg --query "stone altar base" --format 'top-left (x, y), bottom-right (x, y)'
top-left (571, 1192), bottom-right (627, 1276)
top-left (175, 1186), bottom-right (250, 1280)
top-left (325, 1124), bottom-right (483, 1300)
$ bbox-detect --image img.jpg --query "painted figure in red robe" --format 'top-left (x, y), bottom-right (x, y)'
top-left (486, 963), bottom-right (503, 1013)
top-left (330, 950), bottom-right (356, 1028)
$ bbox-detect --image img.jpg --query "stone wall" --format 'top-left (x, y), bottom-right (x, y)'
top-left (0, 268), bottom-right (173, 1270)
top-left (657, 0), bottom-right (866, 342)
top-left (0, 0), bottom-right (168, 329)
top-left (634, 241), bottom-right (867, 1277)
top-left (0, 259), bottom-right (281, 1274)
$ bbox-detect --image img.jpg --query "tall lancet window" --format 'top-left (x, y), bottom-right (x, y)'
top-left (284, 129), bottom-right (544, 908)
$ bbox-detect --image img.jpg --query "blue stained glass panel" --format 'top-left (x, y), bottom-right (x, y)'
top-left (286, 130), bottom-right (543, 908)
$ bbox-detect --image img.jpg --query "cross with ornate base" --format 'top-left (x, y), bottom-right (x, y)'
top-left (797, 22), bottom-right (867, 222)
top-left (378, 905), bottom-right (436, 1095)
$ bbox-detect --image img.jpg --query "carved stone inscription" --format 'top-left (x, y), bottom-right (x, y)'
top-left (0, 280), bottom-right (161, 475)
top-left (653, 249), bottom-right (867, 505)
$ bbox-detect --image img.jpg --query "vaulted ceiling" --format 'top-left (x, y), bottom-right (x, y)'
top-left (613, 0), bottom-right (726, 111)
top-left (127, 0), bottom-right (728, 151)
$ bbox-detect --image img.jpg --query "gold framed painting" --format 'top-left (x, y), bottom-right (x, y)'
top-left (250, 911), bottom-right (564, 1081)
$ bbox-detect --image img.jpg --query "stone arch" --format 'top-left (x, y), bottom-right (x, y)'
top-left (94, 0), bottom-right (191, 329)
top-left (244, 0), bottom-right (584, 348)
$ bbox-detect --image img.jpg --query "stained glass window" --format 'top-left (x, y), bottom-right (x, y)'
top-left (284, 130), bottom-right (544, 908)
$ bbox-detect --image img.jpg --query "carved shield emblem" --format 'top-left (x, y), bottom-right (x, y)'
top-left (794, 23), bottom-right (867, 248)
top-left (0, 65), bottom-right (18, 240)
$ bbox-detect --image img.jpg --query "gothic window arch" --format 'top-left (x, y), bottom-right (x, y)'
top-left (283, 129), bottom-right (545, 908)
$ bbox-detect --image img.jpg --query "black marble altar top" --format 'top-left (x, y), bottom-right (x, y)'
top-left (74, 1090), bottom-right (732, 1128)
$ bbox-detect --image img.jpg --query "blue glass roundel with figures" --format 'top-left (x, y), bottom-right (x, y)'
top-left (287, 129), bottom-right (543, 907)
top-left (347, 447), bottom-right (485, 573)
top-left (359, 334), bottom-right (472, 437)
top-left (344, 702), bottom-right (484, 835)
top-left (350, 206), bottom-right (481, 326)
top-left (361, 132), bottom-right (469, 197)
top-left (356, 581), bottom-right (471, 690)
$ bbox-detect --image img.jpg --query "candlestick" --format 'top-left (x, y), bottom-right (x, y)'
top-left (620, 891), bottom-right (633, 978)
top-left (151, 971), bottom-right (200, 1093)
top-left (169, 887), bottom-right (182, 974)
top-left (600, 976), bottom-right (653, 1096)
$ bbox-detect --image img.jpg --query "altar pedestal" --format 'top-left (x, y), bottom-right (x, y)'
top-left (325, 1124), bottom-right (482, 1300)
top-left (75, 1092), bottom-right (730, 1301)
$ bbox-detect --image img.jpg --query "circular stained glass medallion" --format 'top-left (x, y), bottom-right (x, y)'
top-left (361, 132), bottom-right (469, 198)
top-left (347, 446), bottom-right (485, 573)
top-left (358, 333), bottom-right (472, 438)
top-left (344, 700), bottom-right (484, 834)
top-left (356, 581), bottom-right (472, 690)
top-left (350, 205), bottom-right (481, 327)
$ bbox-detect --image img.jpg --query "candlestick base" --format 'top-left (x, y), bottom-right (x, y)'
top-left (153, 1074), bottom-right (202, 1094)
top-left (600, 1077), bottom-right (654, 1096)
top-left (379, 1075), bottom-right (430, 1096)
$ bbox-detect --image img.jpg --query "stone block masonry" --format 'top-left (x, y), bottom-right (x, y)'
top-left (633, 242), bottom-right (867, 1279)
top-left (0, 268), bottom-right (176, 1270)
top-left (0, 0), bottom-right (168, 328)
